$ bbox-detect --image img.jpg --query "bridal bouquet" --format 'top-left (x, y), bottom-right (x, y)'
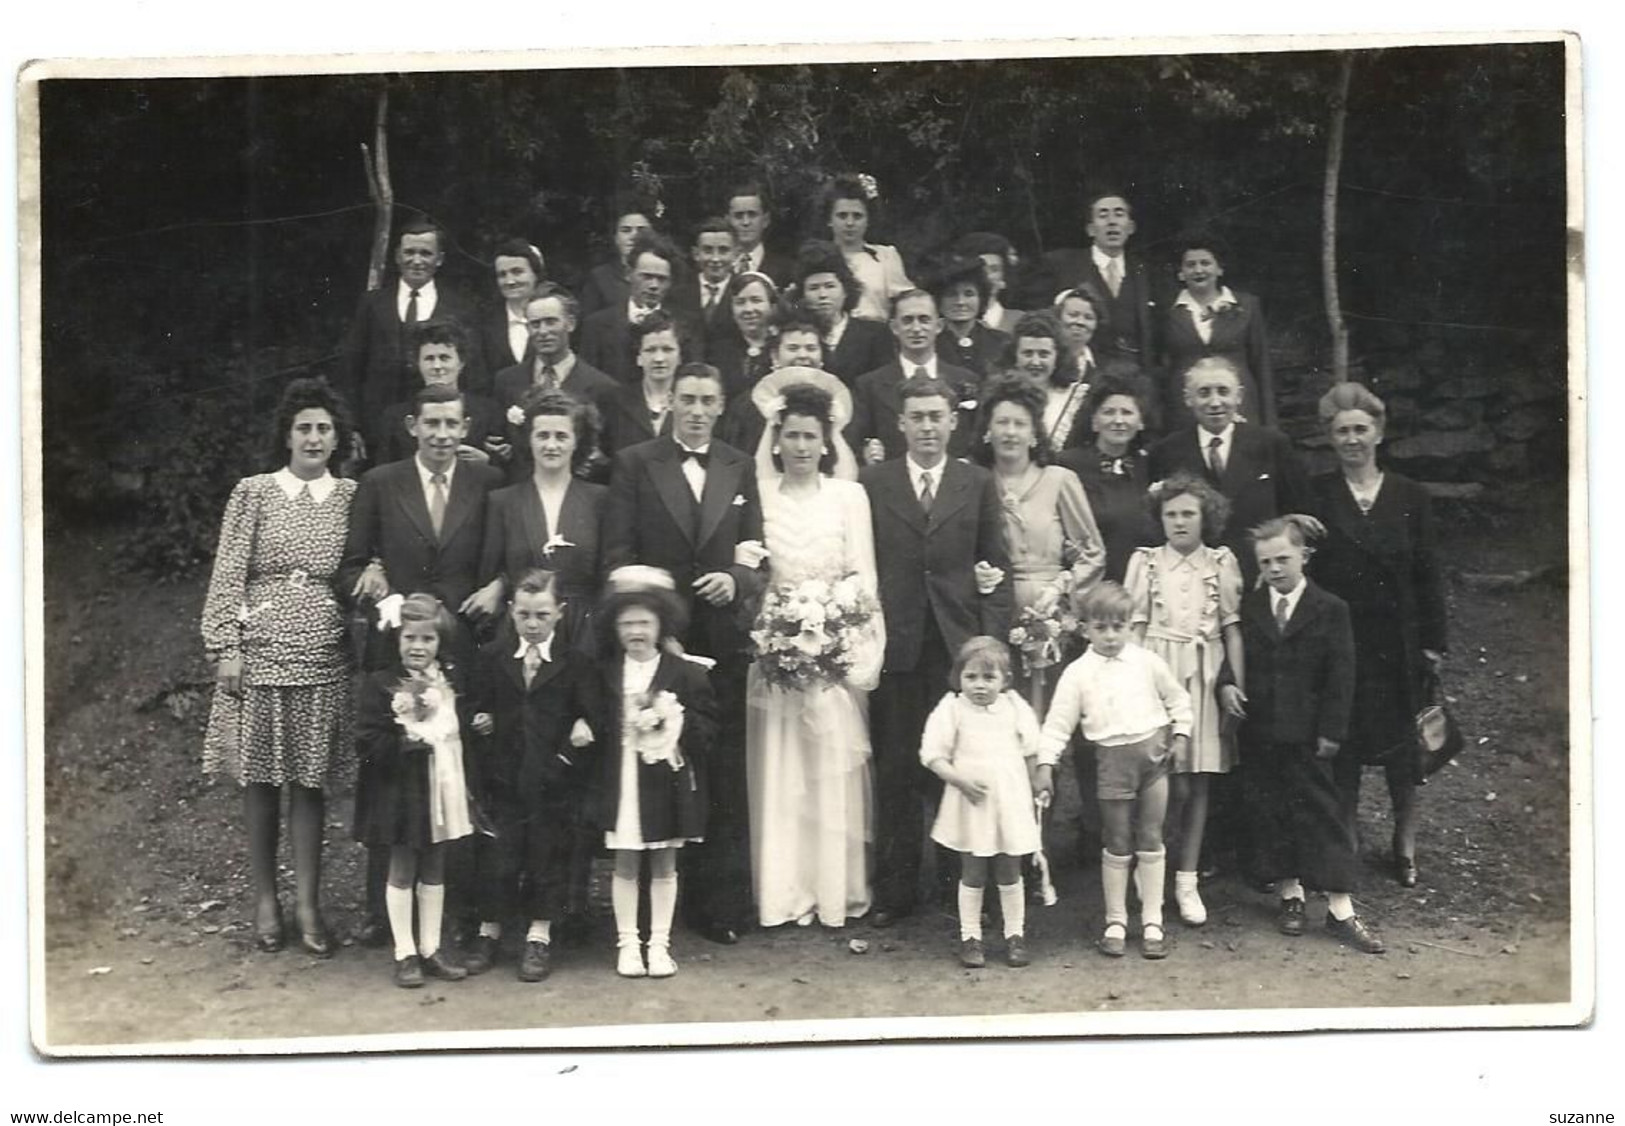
top-left (629, 690), bottom-right (686, 772)
top-left (750, 572), bottom-right (880, 691)
top-left (1008, 572), bottom-right (1082, 678)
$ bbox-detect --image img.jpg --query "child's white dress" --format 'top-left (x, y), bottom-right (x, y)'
top-left (1125, 543), bottom-right (1242, 773)
top-left (921, 691), bottom-right (1043, 857)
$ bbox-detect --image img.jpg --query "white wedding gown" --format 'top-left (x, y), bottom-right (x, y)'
top-left (746, 477), bottom-right (884, 927)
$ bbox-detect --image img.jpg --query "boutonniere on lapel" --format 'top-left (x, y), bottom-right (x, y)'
top-left (541, 532), bottom-right (575, 559)
top-left (955, 381), bottom-right (979, 413)
top-left (732, 494), bottom-right (748, 508)
top-left (506, 405), bottom-right (526, 428)
top-left (1256, 472), bottom-right (1271, 481)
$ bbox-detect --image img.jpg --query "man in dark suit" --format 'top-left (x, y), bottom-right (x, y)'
top-left (725, 180), bottom-right (794, 287)
top-left (492, 284), bottom-right (619, 479)
top-left (1147, 357), bottom-right (1312, 588)
top-left (603, 362), bottom-right (766, 943)
top-left (579, 232), bottom-right (699, 385)
top-left (1223, 519), bottom-right (1382, 953)
top-left (796, 239), bottom-right (895, 387)
top-left (1031, 191), bottom-right (1161, 373)
top-left (340, 382), bottom-right (506, 947)
top-left (668, 218), bottom-right (740, 343)
top-left (861, 374), bottom-right (1013, 925)
top-left (338, 219), bottom-right (483, 461)
top-left (848, 289), bottom-right (979, 465)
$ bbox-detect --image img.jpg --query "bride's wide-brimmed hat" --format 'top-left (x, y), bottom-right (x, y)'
top-left (751, 366), bottom-right (853, 431)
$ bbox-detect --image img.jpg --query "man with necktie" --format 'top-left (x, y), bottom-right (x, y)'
top-left (340, 382), bottom-right (506, 946)
top-left (580, 231), bottom-right (701, 384)
top-left (669, 218), bottom-right (740, 342)
top-left (861, 374), bottom-right (1013, 925)
top-left (338, 220), bottom-right (483, 463)
top-left (724, 180), bottom-right (794, 288)
top-left (848, 289), bottom-right (980, 464)
top-left (603, 362), bottom-right (766, 944)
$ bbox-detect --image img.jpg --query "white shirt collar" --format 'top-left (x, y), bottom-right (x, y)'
top-left (1175, 285), bottom-right (1238, 313)
top-left (1077, 345), bottom-right (1096, 372)
top-left (900, 354), bottom-right (938, 378)
top-left (982, 297), bottom-right (1005, 328)
top-left (534, 350), bottom-right (575, 379)
top-left (396, 278), bottom-right (438, 320)
top-left (906, 454), bottom-right (946, 492)
top-left (741, 243), bottom-right (765, 271)
top-left (1198, 421), bottom-right (1236, 458)
top-left (627, 297), bottom-right (660, 323)
top-left (1273, 579), bottom-right (1308, 619)
top-left (273, 467), bottom-right (336, 504)
top-left (1091, 245), bottom-right (1125, 273)
top-left (513, 633), bottom-right (555, 661)
top-left (675, 438), bottom-right (711, 456)
top-left (823, 313), bottom-right (850, 348)
top-left (415, 455), bottom-right (457, 490)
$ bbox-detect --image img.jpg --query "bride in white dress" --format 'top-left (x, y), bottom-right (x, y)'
top-left (745, 369), bottom-right (885, 927)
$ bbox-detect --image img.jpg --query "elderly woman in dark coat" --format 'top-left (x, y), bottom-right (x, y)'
top-left (1308, 382), bottom-right (1448, 888)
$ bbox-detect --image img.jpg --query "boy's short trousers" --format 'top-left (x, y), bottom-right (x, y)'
top-left (1095, 728), bottom-right (1172, 800)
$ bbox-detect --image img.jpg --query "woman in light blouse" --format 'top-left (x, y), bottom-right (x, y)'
top-left (818, 174), bottom-right (912, 322)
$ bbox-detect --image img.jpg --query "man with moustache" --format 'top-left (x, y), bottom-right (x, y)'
top-left (603, 362), bottom-right (766, 944)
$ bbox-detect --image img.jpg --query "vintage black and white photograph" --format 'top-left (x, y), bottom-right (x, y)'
top-left (22, 28), bottom-right (1586, 1063)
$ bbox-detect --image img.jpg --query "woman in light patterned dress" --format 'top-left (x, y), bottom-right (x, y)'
top-left (201, 377), bottom-right (358, 958)
top-left (1123, 472), bottom-right (1243, 926)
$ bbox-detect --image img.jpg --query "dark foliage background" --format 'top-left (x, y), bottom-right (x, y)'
top-left (37, 42), bottom-right (1567, 573)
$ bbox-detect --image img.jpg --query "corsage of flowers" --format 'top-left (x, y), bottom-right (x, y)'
top-left (629, 690), bottom-right (687, 775)
top-left (506, 405), bottom-right (526, 428)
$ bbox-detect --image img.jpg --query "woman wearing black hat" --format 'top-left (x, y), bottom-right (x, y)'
top-left (929, 254), bottom-right (1011, 381)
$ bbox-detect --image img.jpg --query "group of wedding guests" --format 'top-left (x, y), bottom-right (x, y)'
top-left (200, 182), bottom-right (1449, 986)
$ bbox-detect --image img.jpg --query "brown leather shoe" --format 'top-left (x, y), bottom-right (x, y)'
top-left (1326, 913), bottom-right (1386, 954)
top-left (1277, 898), bottom-right (1306, 937)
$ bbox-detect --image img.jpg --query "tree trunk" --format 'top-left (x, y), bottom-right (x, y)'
top-left (1322, 52), bottom-right (1354, 382)
top-left (361, 86), bottom-right (393, 293)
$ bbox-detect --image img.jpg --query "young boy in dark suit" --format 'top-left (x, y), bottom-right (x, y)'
top-left (1221, 516), bottom-right (1384, 954)
top-left (466, 569), bottom-right (601, 981)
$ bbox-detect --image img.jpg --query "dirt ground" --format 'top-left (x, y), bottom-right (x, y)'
top-left (35, 480), bottom-right (1578, 1051)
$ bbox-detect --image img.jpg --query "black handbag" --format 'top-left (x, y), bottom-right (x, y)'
top-left (1413, 666), bottom-right (1465, 784)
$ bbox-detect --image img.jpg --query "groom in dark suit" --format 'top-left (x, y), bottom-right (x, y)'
top-left (861, 374), bottom-right (1013, 925)
top-left (603, 362), bottom-right (766, 943)
top-left (339, 382), bottom-right (506, 946)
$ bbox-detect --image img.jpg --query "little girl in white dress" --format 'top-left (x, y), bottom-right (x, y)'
top-left (921, 637), bottom-right (1043, 970)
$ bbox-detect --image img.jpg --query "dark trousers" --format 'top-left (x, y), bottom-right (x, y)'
top-left (1244, 739), bottom-right (1359, 893)
top-left (870, 620), bottom-right (955, 915)
top-left (680, 655), bottom-right (754, 931)
top-left (472, 788), bottom-right (574, 923)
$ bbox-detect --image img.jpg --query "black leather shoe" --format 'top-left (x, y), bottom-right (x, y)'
top-left (464, 935), bottom-right (498, 975)
top-left (517, 940), bottom-right (552, 982)
top-left (353, 916), bottom-right (390, 949)
top-left (699, 923), bottom-right (740, 946)
top-left (1326, 913), bottom-right (1386, 954)
top-left (871, 905), bottom-right (914, 929)
top-left (394, 955), bottom-right (424, 988)
top-left (1277, 898), bottom-right (1306, 937)
top-left (422, 949), bottom-right (469, 981)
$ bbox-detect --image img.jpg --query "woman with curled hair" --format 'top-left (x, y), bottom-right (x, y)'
top-left (1123, 472), bottom-right (1244, 926)
top-left (200, 376), bottom-right (358, 957)
top-left (704, 270), bottom-right (781, 401)
top-left (971, 375), bottom-right (1105, 711)
top-left (1308, 382), bottom-right (1448, 888)
top-left (1000, 311), bottom-right (1092, 454)
top-left (744, 371), bottom-right (883, 927)
top-left (793, 240), bottom-right (894, 385)
top-left (473, 388), bottom-right (606, 656)
top-left (817, 174), bottom-right (913, 322)
top-left (1163, 234), bottom-right (1275, 431)
top-left (1056, 371), bottom-right (1160, 583)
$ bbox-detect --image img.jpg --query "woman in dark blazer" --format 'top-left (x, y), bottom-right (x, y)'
top-left (477, 239), bottom-right (546, 382)
top-left (702, 271), bottom-right (780, 402)
top-left (474, 389), bottom-right (607, 657)
top-left (1056, 371), bottom-right (1160, 584)
top-left (1308, 382), bottom-right (1448, 887)
top-left (1163, 235), bottom-right (1276, 432)
top-left (793, 239), bottom-right (895, 386)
